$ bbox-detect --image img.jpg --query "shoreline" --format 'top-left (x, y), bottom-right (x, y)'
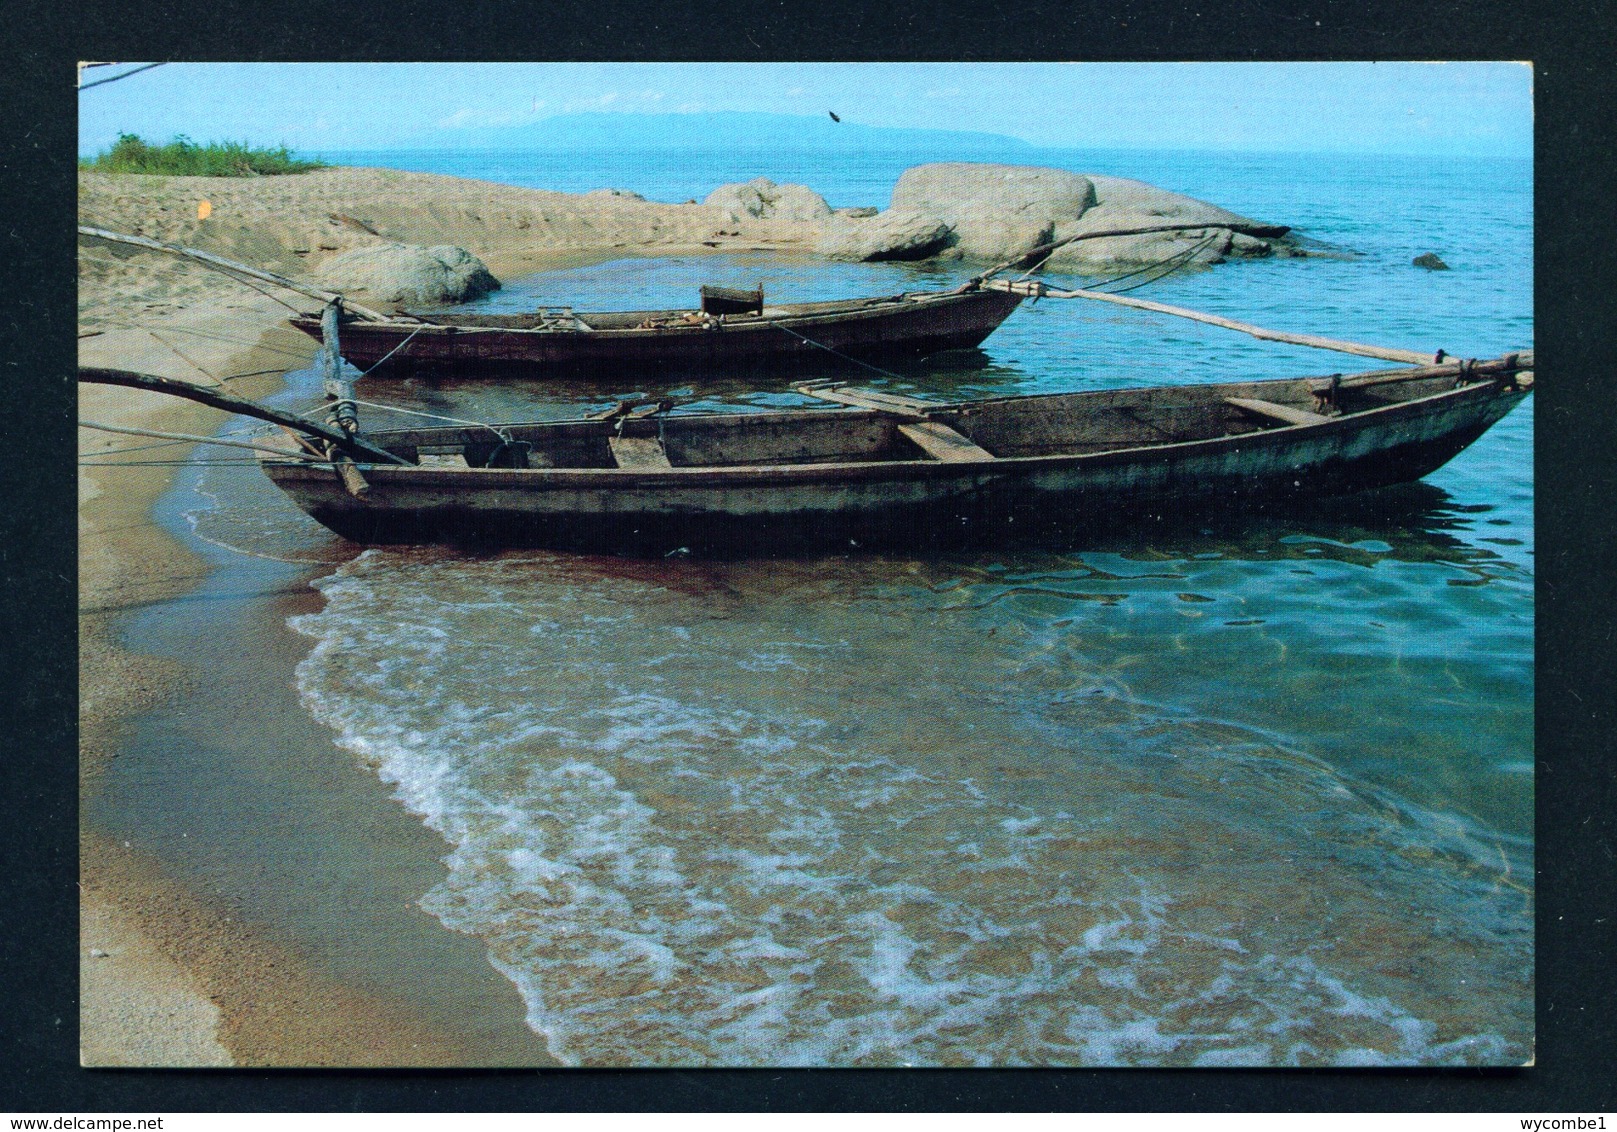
top-left (77, 160), bottom-right (779, 1065)
top-left (75, 158), bottom-right (1324, 1068)
top-left (77, 223), bottom-right (566, 1063)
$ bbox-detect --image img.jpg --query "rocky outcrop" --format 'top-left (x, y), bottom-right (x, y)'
top-left (1045, 174), bottom-right (1291, 268)
top-left (705, 177), bottom-right (832, 224)
top-left (815, 209), bottom-right (952, 261)
top-left (316, 243), bottom-right (500, 306)
top-left (1413, 252), bottom-right (1450, 270)
top-left (890, 163), bottom-right (1097, 261)
top-left (826, 162), bottom-right (1299, 267)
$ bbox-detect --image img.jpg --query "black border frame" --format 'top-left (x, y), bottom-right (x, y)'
top-left (6, 0), bottom-right (1614, 1112)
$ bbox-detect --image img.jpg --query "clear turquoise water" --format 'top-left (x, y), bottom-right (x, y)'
top-left (191, 145), bottom-right (1531, 1066)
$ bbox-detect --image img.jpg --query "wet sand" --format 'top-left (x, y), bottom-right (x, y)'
top-left (75, 163), bottom-right (790, 1065)
top-left (77, 308), bottom-right (549, 1064)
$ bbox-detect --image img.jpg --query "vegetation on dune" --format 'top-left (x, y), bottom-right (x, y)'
top-left (80, 134), bottom-right (326, 176)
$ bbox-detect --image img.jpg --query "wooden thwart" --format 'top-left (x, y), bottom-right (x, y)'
top-left (793, 383), bottom-right (937, 419)
top-left (898, 421), bottom-right (996, 462)
top-left (1224, 397), bottom-right (1335, 427)
top-left (609, 435), bottom-right (674, 469)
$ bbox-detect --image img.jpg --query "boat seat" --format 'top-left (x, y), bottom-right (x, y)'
top-left (608, 434), bottom-right (674, 469)
top-left (897, 420), bottom-right (996, 463)
top-left (1224, 397), bottom-right (1334, 427)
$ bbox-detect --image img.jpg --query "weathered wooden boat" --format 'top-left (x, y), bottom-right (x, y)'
top-left (286, 284), bottom-right (1027, 379)
top-left (249, 352), bottom-right (1532, 554)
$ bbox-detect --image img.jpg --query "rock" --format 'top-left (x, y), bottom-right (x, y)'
top-left (586, 188), bottom-right (646, 201)
top-left (1229, 232), bottom-right (1275, 258)
top-left (89, 949), bottom-right (110, 959)
top-left (891, 163), bottom-right (1097, 261)
top-left (316, 243), bottom-right (500, 306)
top-left (836, 206), bottom-right (879, 219)
top-left (815, 209), bottom-right (953, 261)
top-left (705, 177), bottom-right (832, 224)
top-left (881, 162), bottom-right (1293, 267)
top-left (1046, 174), bottom-right (1287, 268)
top-left (1413, 252), bottom-right (1450, 270)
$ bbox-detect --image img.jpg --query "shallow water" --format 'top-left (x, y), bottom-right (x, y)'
top-left (173, 146), bottom-right (1532, 1065)
top-left (277, 535), bottom-right (1532, 1067)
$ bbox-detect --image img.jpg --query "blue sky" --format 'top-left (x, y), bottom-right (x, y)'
top-left (78, 62), bottom-right (1532, 158)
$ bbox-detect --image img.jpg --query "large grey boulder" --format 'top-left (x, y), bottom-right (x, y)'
top-left (815, 209), bottom-right (953, 261)
top-left (317, 243), bottom-right (500, 306)
top-left (705, 177), bottom-right (832, 224)
top-left (890, 163), bottom-right (1098, 261)
top-left (1045, 174), bottom-right (1289, 268)
top-left (881, 162), bottom-right (1294, 267)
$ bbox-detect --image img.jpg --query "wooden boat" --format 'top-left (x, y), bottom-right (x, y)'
top-left (254, 352), bottom-right (1533, 554)
top-left (287, 284), bottom-right (1026, 379)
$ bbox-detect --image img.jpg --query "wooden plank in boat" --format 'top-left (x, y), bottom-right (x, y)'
top-left (609, 434), bottom-right (674, 469)
top-left (795, 384), bottom-right (936, 419)
top-left (897, 420), bottom-right (996, 463)
top-left (1224, 397), bottom-right (1334, 427)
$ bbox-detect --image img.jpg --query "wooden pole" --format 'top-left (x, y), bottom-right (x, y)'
top-left (320, 301), bottom-right (359, 410)
top-left (77, 224), bottom-right (394, 322)
top-left (984, 278), bottom-right (1439, 366)
top-left (78, 367), bottom-right (411, 465)
top-left (317, 301), bottom-right (372, 498)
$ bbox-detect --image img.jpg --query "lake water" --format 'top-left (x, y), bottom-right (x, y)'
top-left (187, 143), bottom-right (1532, 1066)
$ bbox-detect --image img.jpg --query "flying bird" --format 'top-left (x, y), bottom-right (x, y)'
top-left (828, 111), bottom-right (841, 122)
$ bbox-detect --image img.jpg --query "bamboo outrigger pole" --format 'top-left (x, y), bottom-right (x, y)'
top-left (983, 278), bottom-right (1438, 366)
top-left (77, 225), bottom-right (394, 323)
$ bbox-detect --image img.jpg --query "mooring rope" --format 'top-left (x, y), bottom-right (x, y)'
top-left (766, 235), bottom-right (1217, 380)
top-left (343, 397), bottom-right (513, 443)
top-left (96, 320), bottom-right (315, 363)
top-left (1099, 232), bottom-right (1224, 294)
top-left (358, 323), bottom-right (429, 375)
top-left (763, 318), bottom-right (911, 383)
top-left (1015, 230), bottom-right (1222, 292)
top-left (78, 418), bottom-right (329, 461)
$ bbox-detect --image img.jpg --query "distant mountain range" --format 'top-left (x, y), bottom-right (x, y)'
top-left (410, 111), bottom-right (1034, 153)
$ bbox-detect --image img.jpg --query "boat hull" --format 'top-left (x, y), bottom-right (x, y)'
top-left (262, 373), bottom-right (1531, 555)
top-left (290, 289), bottom-right (1025, 379)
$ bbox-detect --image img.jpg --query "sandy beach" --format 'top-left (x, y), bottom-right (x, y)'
top-left (77, 164), bottom-right (798, 1066)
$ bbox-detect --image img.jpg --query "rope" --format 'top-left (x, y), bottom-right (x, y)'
top-left (79, 62), bottom-right (165, 91)
top-left (80, 438), bottom-right (193, 456)
top-left (761, 237), bottom-right (1210, 387)
top-left (1012, 230), bottom-right (1222, 295)
top-left (1100, 233), bottom-right (1223, 295)
top-left (80, 248), bottom-right (310, 317)
top-left (216, 368), bottom-right (289, 383)
top-left (78, 419), bottom-right (328, 461)
top-left (359, 323), bottom-right (429, 376)
top-left (345, 398), bottom-right (513, 443)
top-left (144, 328), bottom-right (223, 386)
top-left (97, 320), bottom-right (314, 363)
top-left (78, 459), bottom-right (266, 467)
top-left (764, 319), bottom-right (907, 382)
top-left (206, 266), bottom-right (310, 316)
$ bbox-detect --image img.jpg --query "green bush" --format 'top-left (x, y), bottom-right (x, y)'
top-left (80, 133), bottom-right (326, 176)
